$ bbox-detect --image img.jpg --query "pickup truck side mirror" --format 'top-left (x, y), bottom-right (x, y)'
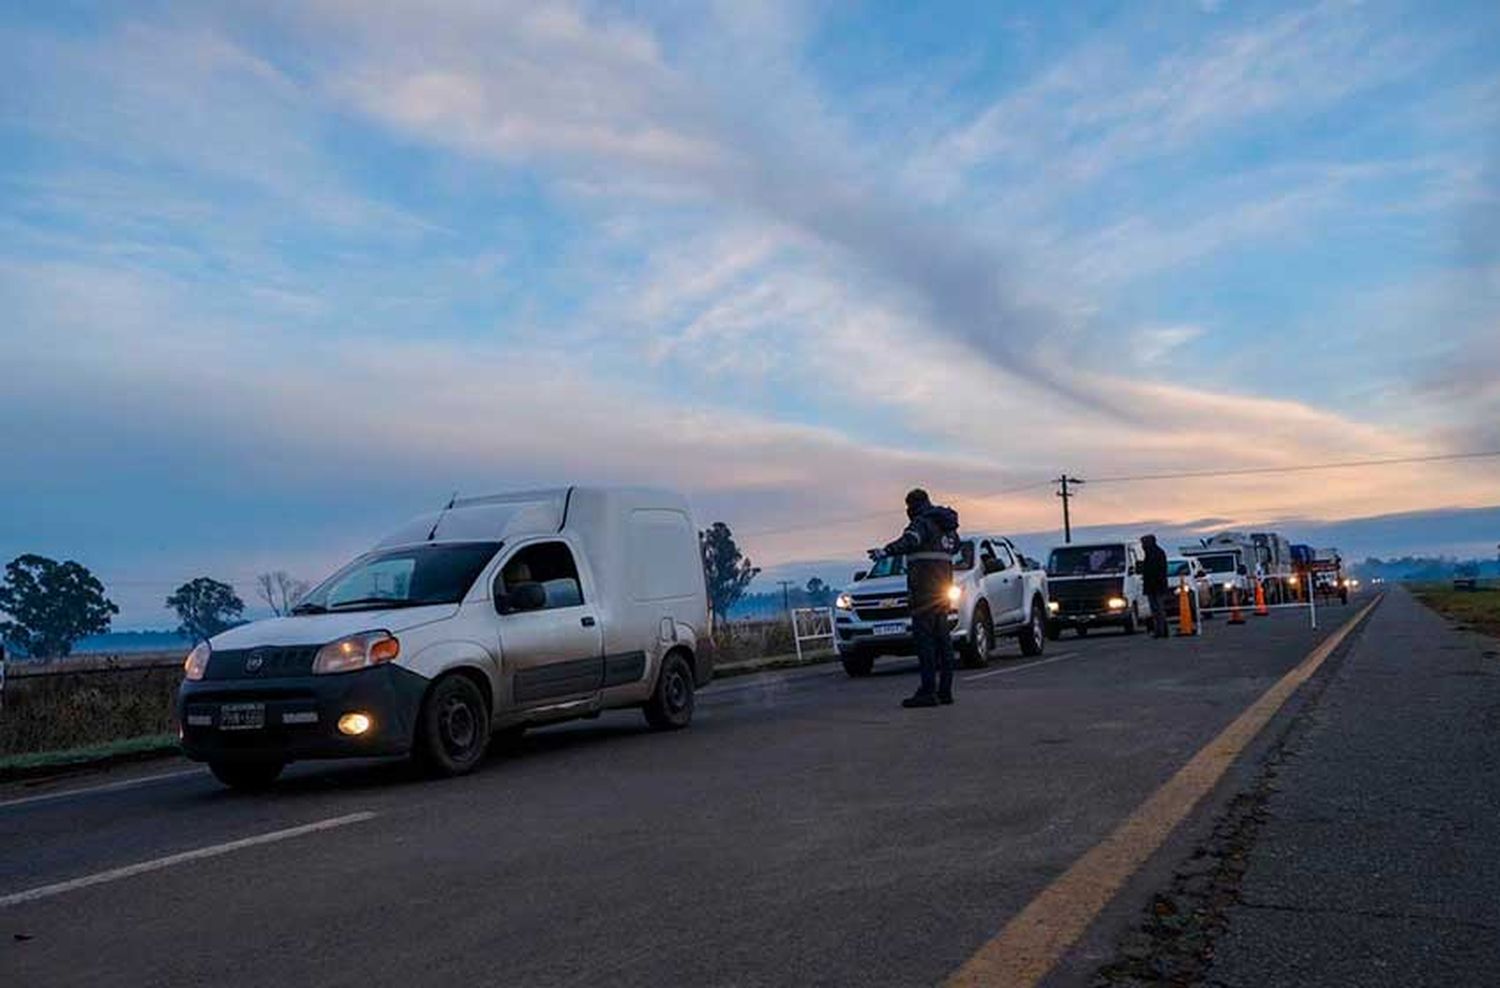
top-left (853, 570), bottom-right (868, 582)
top-left (497, 582), bottom-right (548, 615)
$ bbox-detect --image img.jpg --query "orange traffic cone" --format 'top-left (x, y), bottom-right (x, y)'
top-left (1228, 586), bottom-right (1246, 625)
top-left (1254, 578), bottom-right (1269, 617)
top-left (1177, 577), bottom-right (1196, 636)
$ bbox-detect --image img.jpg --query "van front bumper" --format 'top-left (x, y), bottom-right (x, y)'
top-left (177, 664), bottom-right (430, 763)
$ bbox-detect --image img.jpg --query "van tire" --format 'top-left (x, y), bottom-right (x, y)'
top-left (841, 652), bottom-right (875, 677)
top-left (209, 759), bottom-right (284, 791)
top-left (1018, 600), bottom-right (1046, 657)
top-left (415, 673), bottom-right (491, 777)
top-left (961, 604), bottom-right (993, 668)
top-left (644, 651), bottom-right (695, 730)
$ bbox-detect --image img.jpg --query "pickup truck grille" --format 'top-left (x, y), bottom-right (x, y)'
top-left (851, 594), bottom-right (908, 622)
top-left (1048, 577), bottom-right (1124, 615)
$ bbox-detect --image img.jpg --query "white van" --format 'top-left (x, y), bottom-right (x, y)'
top-left (177, 487), bottom-right (710, 789)
top-left (1044, 540), bottom-right (1152, 637)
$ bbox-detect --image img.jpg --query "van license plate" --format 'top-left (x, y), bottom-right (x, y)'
top-left (872, 622), bottom-right (906, 637)
top-left (219, 703), bottom-right (266, 731)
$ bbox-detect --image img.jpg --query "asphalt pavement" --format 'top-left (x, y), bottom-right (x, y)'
top-left (0, 601), bottom-right (1380, 986)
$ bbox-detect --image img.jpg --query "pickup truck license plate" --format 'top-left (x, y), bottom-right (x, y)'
top-left (219, 703), bottom-right (266, 731)
top-left (872, 621), bottom-right (906, 637)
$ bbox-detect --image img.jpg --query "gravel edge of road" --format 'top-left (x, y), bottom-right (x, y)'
top-left (1088, 600), bottom-right (1382, 987)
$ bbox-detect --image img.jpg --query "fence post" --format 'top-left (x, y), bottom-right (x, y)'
top-left (1308, 571), bottom-right (1318, 630)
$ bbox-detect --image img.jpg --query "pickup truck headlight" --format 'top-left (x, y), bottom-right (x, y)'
top-left (183, 641), bottom-right (211, 681)
top-left (835, 593), bottom-right (853, 611)
top-left (313, 631), bottom-right (401, 675)
top-left (1222, 581), bottom-right (1235, 590)
top-left (946, 585), bottom-right (962, 604)
top-left (1107, 597), bottom-right (1127, 610)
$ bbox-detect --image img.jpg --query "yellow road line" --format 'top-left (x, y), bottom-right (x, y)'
top-left (946, 594), bottom-right (1383, 988)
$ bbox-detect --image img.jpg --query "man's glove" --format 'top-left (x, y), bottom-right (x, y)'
top-left (867, 547), bottom-right (888, 561)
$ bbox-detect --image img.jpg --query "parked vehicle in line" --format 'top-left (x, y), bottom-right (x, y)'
top-left (1180, 532), bottom-right (1257, 608)
top-left (1044, 540), bottom-right (1152, 637)
top-left (178, 487), bottom-right (710, 789)
top-left (1166, 556), bottom-right (1209, 624)
top-left (832, 534), bottom-right (1049, 676)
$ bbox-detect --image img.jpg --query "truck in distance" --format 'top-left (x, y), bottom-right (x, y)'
top-left (1044, 540), bottom-right (1152, 637)
top-left (832, 534), bottom-right (1049, 676)
top-left (178, 487), bottom-right (710, 790)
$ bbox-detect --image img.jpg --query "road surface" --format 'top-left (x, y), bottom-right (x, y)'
top-left (0, 595), bottom-right (1400, 986)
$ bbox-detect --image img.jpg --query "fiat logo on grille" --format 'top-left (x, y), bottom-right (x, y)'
top-left (245, 650), bottom-right (267, 674)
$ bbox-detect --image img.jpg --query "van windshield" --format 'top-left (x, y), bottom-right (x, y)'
top-left (293, 542), bottom-right (502, 613)
top-left (1047, 545), bottom-right (1125, 576)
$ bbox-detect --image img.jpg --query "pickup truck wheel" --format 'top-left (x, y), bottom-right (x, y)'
top-left (644, 652), bottom-right (695, 730)
top-left (1018, 602), bottom-right (1046, 657)
top-left (209, 759), bottom-right (284, 791)
top-left (841, 652), bottom-right (875, 677)
top-left (961, 605), bottom-right (993, 668)
top-left (415, 674), bottom-right (491, 777)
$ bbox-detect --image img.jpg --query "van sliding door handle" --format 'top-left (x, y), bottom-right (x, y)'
top-left (581, 616), bottom-right (597, 627)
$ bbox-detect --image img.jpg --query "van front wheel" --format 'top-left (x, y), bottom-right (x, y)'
top-left (415, 674), bottom-right (491, 777)
top-left (644, 652), bottom-right (695, 730)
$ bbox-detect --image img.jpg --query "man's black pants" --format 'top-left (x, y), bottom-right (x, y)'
top-left (1149, 591), bottom-right (1172, 637)
top-left (912, 607), bottom-right (955, 697)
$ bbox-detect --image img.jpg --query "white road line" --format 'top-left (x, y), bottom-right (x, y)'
top-left (0, 812), bottom-right (377, 909)
top-left (0, 768), bottom-right (203, 811)
top-left (965, 652), bottom-right (1078, 682)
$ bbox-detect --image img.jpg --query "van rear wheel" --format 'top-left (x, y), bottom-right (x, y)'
top-left (644, 652), bottom-right (695, 730)
top-left (415, 674), bottom-right (491, 777)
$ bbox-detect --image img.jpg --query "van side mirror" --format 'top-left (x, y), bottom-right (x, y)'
top-left (498, 582), bottom-right (547, 614)
top-left (853, 570), bottom-right (868, 582)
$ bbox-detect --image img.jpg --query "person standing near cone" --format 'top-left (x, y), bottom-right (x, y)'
top-left (869, 490), bottom-right (961, 708)
top-left (1141, 534), bottom-right (1171, 639)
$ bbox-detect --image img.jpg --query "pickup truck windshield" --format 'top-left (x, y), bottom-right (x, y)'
top-left (1047, 545), bottom-right (1125, 576)
top-left (1194, 552), bottom-right (1239, 574)
top-left (295, 542), bottom-right (502, 613)
top-left (1167, 560), bottom-right (1192, 577)
top-left (865, 541), bottom-right (972, 579)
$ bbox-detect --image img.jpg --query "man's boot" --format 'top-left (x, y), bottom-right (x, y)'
top-left (902, 693), bottom-right (939, 708)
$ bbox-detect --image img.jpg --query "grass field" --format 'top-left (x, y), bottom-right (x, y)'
top-left (1411, 584), bottom-right (1500, 639)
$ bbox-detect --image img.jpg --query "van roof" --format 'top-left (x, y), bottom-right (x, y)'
top-left (375, 486), bottom-right (687, 548)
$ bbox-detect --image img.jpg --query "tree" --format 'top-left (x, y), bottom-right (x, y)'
top-left (700, 522), bottom-right (760, 618)
top-left (805, 577), bottom-right (834, 606)
top-left (167, 577), bottom-right (245, 643)
top-left (0, 554), bottom-right (119, 659)
top-left (255, 570), bottom-right (308, 617)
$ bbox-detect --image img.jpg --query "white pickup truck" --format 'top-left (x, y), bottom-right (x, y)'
top-left (833, 534), bottom-right (1050, 676)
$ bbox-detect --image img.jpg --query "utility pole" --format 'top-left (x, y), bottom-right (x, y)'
top-left (777, 579), bottom-right (795, 617)
top-left (1055, 475), bottom-right (1085, 543)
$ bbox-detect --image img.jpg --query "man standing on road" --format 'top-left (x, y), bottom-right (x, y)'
top-left (869, 489), bottom-right (961, 708)
top-left (1141, 534), bottom-right (1171, 639)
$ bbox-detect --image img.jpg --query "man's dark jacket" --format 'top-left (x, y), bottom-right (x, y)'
top-left (883, 504), bottom-right (960, 614)
top-left (1142, 542), bottom-right (1170, 594)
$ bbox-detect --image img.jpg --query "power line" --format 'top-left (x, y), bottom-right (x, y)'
top-left (1087, 449), bottom-right (1500, 485)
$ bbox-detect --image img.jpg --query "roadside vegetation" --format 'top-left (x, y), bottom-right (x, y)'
top-left (1411, 583), bottom-right (1500, 639)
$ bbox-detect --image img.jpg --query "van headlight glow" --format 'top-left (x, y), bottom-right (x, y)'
top-left (947, 585), bottom-right (962, 604)
top-left (1047, 600), bottom-right (1060, 613)
top-left (313, 631), bottom-right (400, 675)
top-left (835, 593), bottom-right (853, 611)
top-left (1107, 597), bottom-right (1128, 610)
top-left (183, 641), bottom-right (211, 681)
top-left (1222, 581), bottom-right (1235, 590)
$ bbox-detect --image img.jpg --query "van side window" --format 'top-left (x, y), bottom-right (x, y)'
top-left (497, 541), bottom-right (584, 610)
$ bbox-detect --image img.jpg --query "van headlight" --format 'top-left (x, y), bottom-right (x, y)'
top-left (313, 631), bottom-right (401, 675)
top-left (1107, 597), bottom-right (1128, 610)
top-left (835, 593), bottom-right (853, 611)
top-left (1222, 581), bottom-right (1235, 590)
top-left (1047, 600), bottom-right (1060, 613)
top-left (183, 641), bottom-right (211, 681)
top-left (947, 585), bottom-right (962, 604)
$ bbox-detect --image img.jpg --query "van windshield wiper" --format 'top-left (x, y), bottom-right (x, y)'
top-left (290, 601), bottom-right (327, 615)
top-left (325, 597), bottom-right (431, 611)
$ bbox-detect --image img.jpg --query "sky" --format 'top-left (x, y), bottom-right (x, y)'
top-left (2, 0), bottom-right (1498, 627)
